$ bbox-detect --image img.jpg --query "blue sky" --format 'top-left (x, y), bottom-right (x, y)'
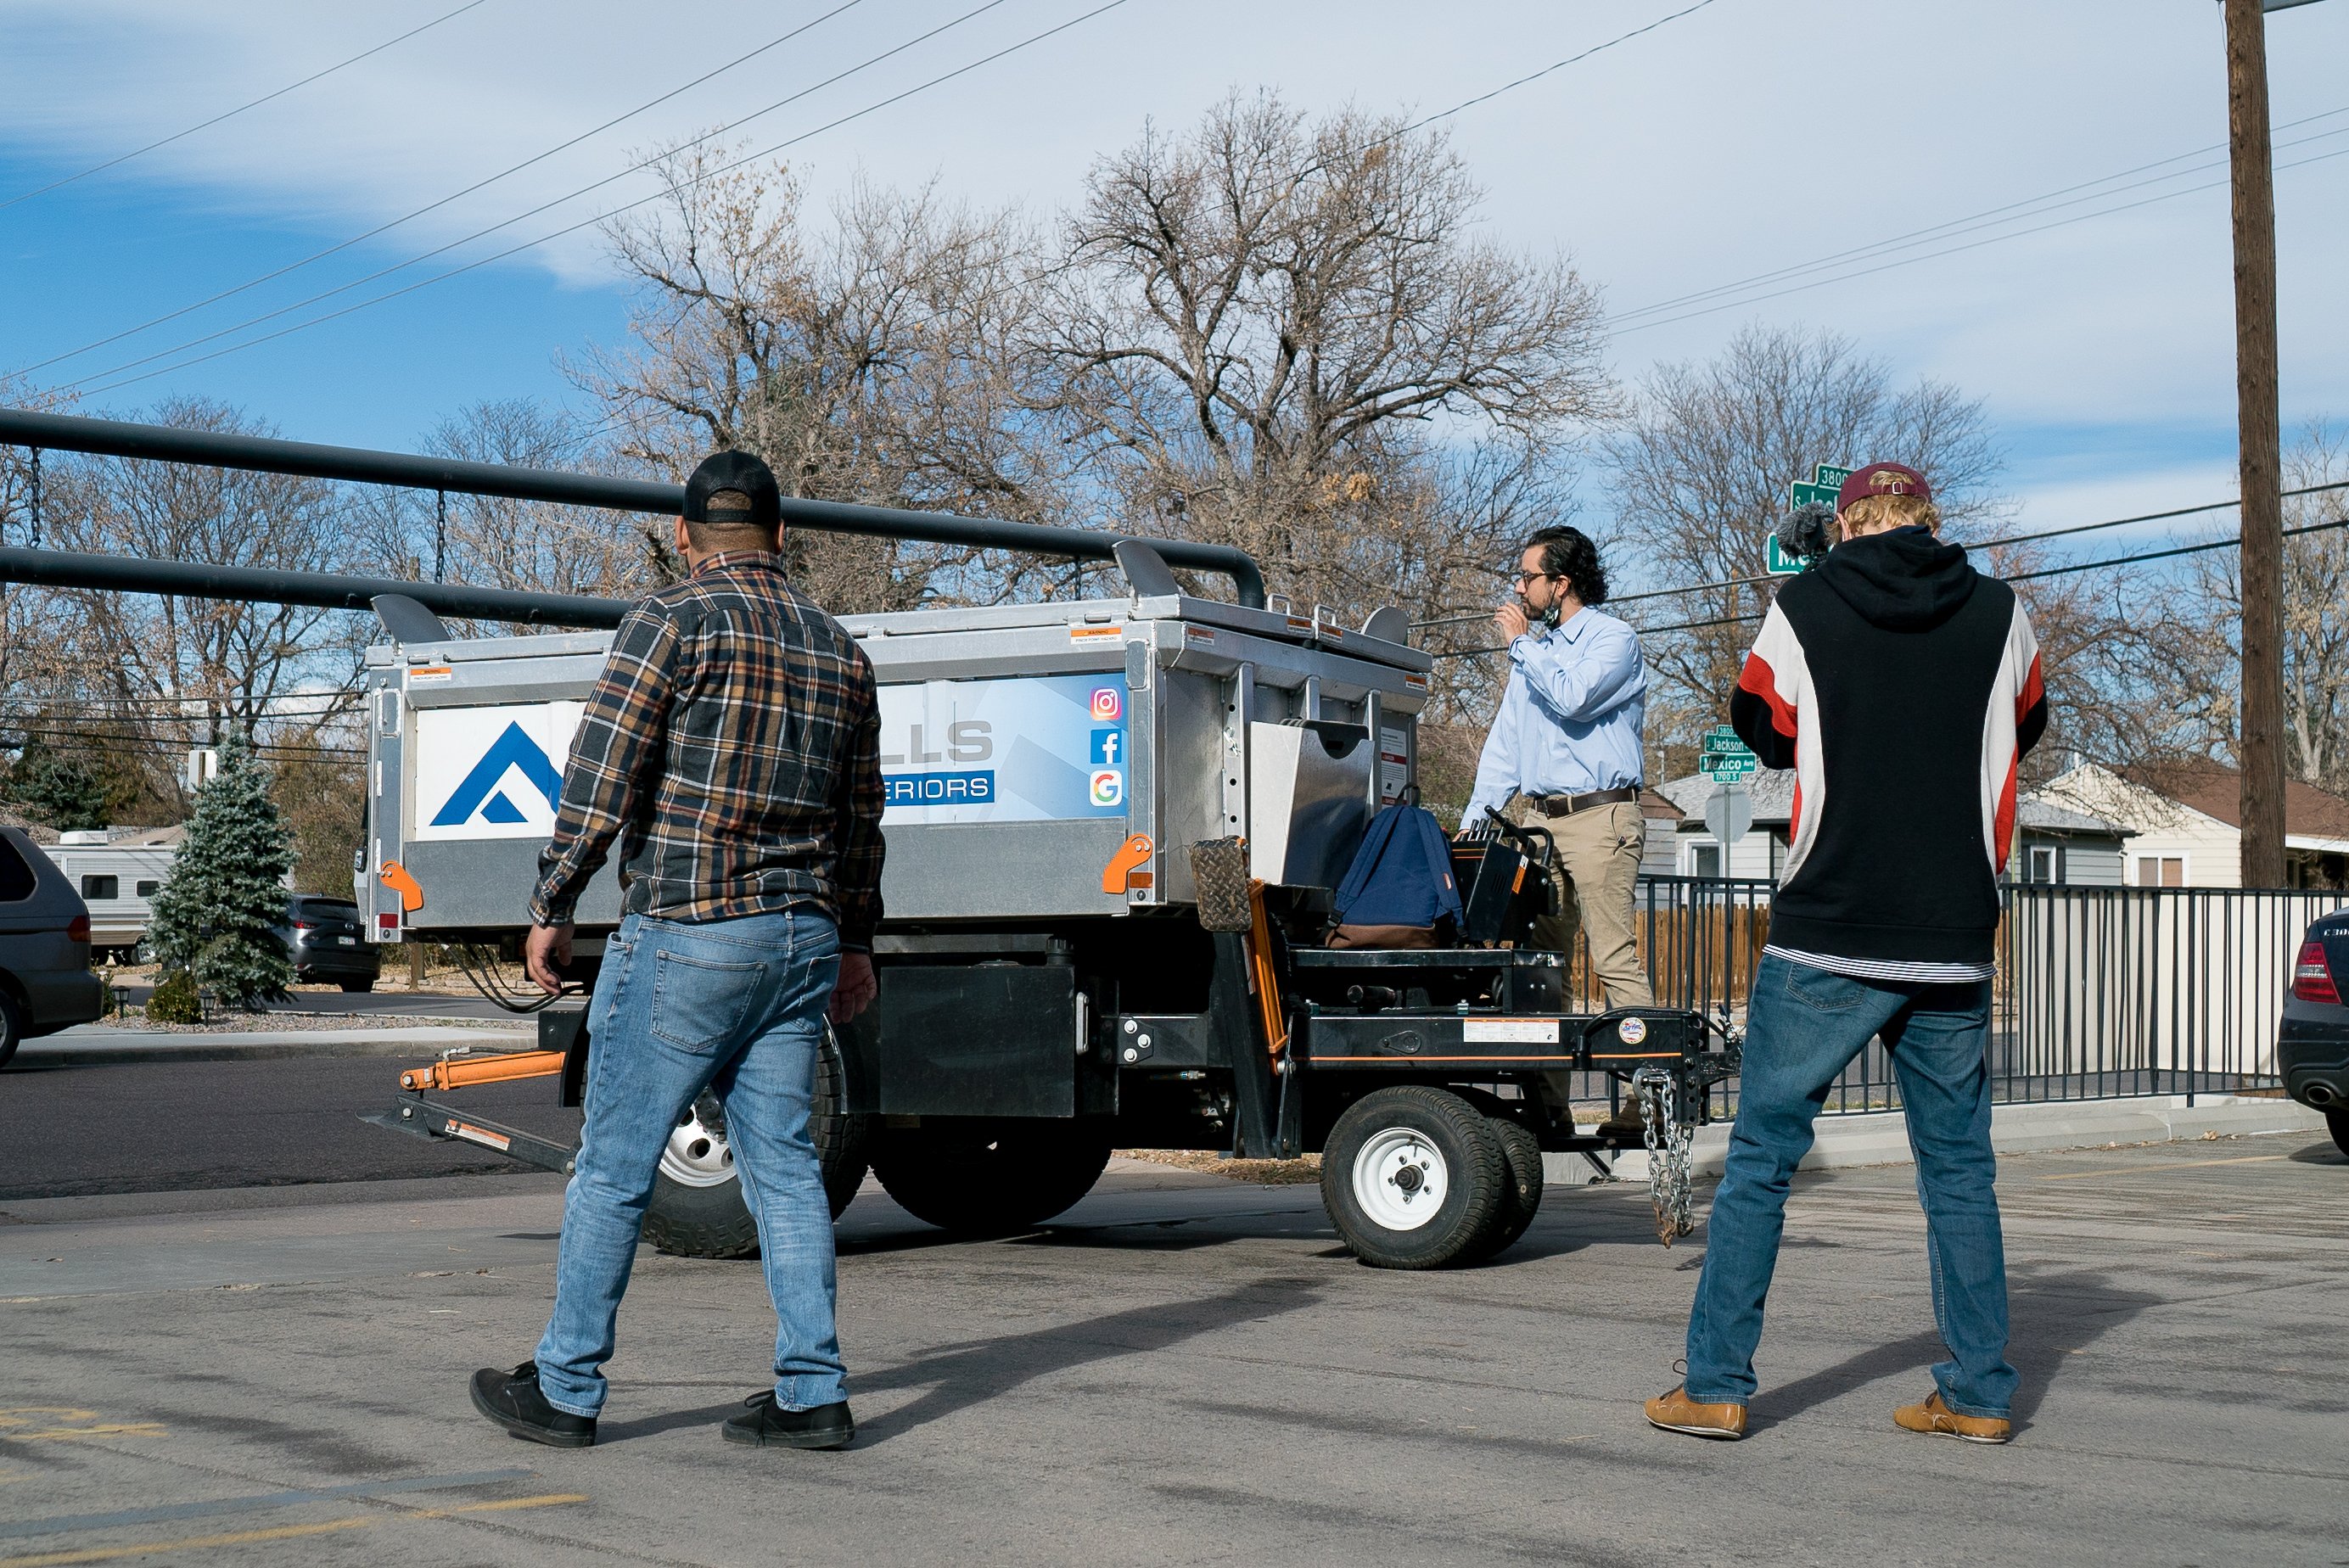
top-left (3, 0), bottom-right (2346, 559)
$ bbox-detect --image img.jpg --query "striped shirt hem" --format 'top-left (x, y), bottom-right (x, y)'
top-left (1764, 944), bottom-right (1995, 984)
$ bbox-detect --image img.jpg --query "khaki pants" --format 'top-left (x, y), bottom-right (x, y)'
top-left (1504, 796), bottom-right (1654, 1010)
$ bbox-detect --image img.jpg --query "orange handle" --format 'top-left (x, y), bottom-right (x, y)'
top-left (1101, 833), bottom-right (1154, 894)
top-left (379, 861), bottom-right (424, 912)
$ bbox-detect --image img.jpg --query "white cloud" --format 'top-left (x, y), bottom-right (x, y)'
top-left (3, 0), bottom-right (2344, 471)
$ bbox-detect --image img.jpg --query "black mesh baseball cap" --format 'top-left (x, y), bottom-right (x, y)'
top-left (683, 450), bottom-right (782, 531)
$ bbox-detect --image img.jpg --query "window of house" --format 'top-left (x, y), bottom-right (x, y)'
top-left (2028, 846), bottom-right (2061, 884)
top-left (81, 874), bottom-right (120, 900)
top-left (1691, 843), bottom-right (1723, 879)
top-left (2136, 855), bottom-right (2184, 888)
top-left (136, 880), bottom-right (160, 898)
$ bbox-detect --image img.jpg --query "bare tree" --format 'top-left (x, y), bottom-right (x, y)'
top-left (1035, 92), bottom-right (1608, 617)
top-left (1605, 326), bottom-right (2003, 780)
top-left (2102, 422), bottom-right (2349, 791)
top-left (29, 399), bottom-right (364, 816)
top-left (576, 144), bottom-right (1068, 612)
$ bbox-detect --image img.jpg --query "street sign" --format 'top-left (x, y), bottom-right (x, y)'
top-left (1705, 782), bottom-right (1753, 847)
top-left (1698, 753), bottom-right (1757, 781)
top-left (1701, 725), bottom-right (1752, 756)
top-left (1768, 465), bottom-right (1853, 577)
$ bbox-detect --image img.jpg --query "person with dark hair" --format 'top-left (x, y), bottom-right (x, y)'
top-left (1461, 524), bottom-right (1653, 1019)
top-left (469, 449), bottom-right (883, 1454)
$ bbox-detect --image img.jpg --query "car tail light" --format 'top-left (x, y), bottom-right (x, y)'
top-left (292, 922), bottom-right (314, 932)
top-left (2293, 938), bottom-right (2339, 1003)
top-left (378, 912), bottom-right (400, 932)
top-left (67, 914), bottom-right (91, 944)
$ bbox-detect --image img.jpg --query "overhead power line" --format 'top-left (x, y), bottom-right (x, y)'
top-left (1409, 477), bottom-right (2349, 630)
top-left (21, 0), bottom-right (906, 384)
top-left (0, 0), bottom-right (496, 215)
top-left (64, 0), bottom-right (1136, 398)
top-left (1609, 103), bottom-right (2349, 331)
top-left (1427, 506), bottom-right (2349, 658)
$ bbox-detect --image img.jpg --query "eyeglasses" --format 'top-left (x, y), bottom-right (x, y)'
top-left (1511, 569), bottom-right (1558, 585)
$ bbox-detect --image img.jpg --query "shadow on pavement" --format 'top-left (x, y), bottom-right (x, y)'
top-left (846, 1277), bottom-right (1323, 1447)
top-left (1748, 1262), bottom-right (2164, 1433)
top-left (2285, 1137), bottom-right (2346, 1166)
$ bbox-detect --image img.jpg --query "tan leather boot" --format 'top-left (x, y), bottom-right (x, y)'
top-left (1892, 1391), bottom-right (2011, 1444)
top-left (1643, 1385), bottom-right (1746, 1440)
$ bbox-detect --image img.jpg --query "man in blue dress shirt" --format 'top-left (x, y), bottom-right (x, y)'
top-left (1463, 525), bottom-right (1654, 1011)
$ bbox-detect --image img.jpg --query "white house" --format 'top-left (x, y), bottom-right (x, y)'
top-left (2032, 760), bottom-right (2349, 889)
top-left (1653, 770), bottom-right (2132, 886)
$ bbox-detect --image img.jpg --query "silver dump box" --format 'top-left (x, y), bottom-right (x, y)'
top-left (359, 590), bottom-right (1432, 938)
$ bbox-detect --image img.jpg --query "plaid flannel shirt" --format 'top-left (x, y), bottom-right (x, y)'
top-left (528, 551), bottom-right (885, 948)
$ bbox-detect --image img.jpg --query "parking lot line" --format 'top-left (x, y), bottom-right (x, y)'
top-left (2036, 1154), bottom-right (2289, 1181)
top-left (0, 1466), bottom-right (535, 1541)
top-left (0, 1516), bottom-right (373, 1567)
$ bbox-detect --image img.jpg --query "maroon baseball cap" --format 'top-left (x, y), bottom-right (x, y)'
top-left (1836, 462), bottom-right (1931, 511)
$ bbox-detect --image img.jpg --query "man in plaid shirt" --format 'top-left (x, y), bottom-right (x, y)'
top-left (470, 451), bottom-right (884, 1454)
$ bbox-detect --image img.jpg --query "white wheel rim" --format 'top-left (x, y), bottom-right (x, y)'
top-left (659, 1105), bottom-right (737, 1189)
top-left (1352, 1126), bottom-right (1449, 1232)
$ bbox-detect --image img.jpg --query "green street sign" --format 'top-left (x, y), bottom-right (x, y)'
top-left (1701, 731), bottom-right (1752, 757)
top-left (1769, 465), bottom-right (1853, 577)
top-left (1699, 753), bottom-right (1758, 780)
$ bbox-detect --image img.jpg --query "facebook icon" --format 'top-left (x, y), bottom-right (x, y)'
top-left (1090, 729), bottom-right (1124, 767)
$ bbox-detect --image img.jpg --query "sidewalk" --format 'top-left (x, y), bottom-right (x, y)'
top-left (20, 1023), bottom-right (535, 1067)
top-left (1577, 1092), bottom-right (2330, 1183)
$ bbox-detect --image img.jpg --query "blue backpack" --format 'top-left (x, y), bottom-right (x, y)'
top-left (1330, 803), bottom-right (1466, 946)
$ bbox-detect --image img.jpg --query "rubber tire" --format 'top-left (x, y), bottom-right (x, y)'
top-left (1460, 1116), bottom-right (1545, 1263)
top-left (0, 991), bottom-right (21, 1072)
top-left (642, 1028), bottom-right (873, 1259)
top-left (339, 978), bottom-right (375, 994)
top-left (2329, 1106), bottom-right (2349, 1159)
top-left (1320, 1086), bottom-right (1508, 1270)
top-left (869, 1123), bottom-right (1113, 1235)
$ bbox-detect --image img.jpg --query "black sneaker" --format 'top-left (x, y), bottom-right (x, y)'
top-left (721, 1392), bottom-right (855, 1450)
top-left (469, 1362), bottom-right (597, 1448)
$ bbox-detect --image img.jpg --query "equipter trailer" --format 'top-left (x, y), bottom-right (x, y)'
top-left (0, 410), bottom-right (1738, 1269)
top-left (359, 542), bottom-right (1736, 1268)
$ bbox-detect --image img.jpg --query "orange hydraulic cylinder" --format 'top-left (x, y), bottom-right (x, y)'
top-left (399, 1050), bottom-right (568, 1093)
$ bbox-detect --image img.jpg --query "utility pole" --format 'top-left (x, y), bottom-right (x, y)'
top-left (2224, 0), bottom-right (2285, 888)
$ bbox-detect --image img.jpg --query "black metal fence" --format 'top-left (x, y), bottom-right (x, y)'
top-left (1561, 877), bottom-right (2343, 1116)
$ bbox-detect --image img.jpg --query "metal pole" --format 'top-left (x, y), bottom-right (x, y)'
top-left (26, 448), bottom-right (39, 550)
top-left (2225, 0), bottom-right (2287, 887)
top-left (0, 409), bottom-right (1269, 608)
top-left (434, 490), bottom-right (446, 584)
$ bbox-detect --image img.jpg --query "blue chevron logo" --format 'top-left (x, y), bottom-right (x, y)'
top-left (430, 721), bottom-right (564, 828)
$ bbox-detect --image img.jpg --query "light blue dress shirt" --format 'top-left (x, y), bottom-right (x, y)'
top-left (1463, 605), bottom-right (1648, 821)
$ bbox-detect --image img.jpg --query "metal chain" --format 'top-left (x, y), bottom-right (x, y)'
top-left (1634, 1067), bottom-right (1696, 1246)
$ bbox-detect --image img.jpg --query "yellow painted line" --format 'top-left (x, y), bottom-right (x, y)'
top-left (0, 1411), bottom-right (99, 1427)
top-left (426, 1493), bottom-right (590, 1516)
top-left (0, 1425), bottom-right (166, 1443)
top-left (2038, 1154), bottom-right (2288, 1181)
top-left (0, 1494), bottom-right (586, 1565)
top-left (0, 1516), bottom-right (372, 1566)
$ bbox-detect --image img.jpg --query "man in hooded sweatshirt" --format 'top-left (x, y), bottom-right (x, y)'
top-left (1644, 462), bottom-right (2046, 1446)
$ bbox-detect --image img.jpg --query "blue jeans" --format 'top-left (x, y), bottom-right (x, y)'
top-left (1684, 954), bottom-right (2018, 1420)
top-left (535, 909), bottom-right (847, 1417)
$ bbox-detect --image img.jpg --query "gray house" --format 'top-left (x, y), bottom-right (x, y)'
top-left (2008, 798), bottom-right (2132, 886)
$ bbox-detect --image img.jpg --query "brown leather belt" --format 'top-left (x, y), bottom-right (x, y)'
top-left (1527, 785), bottom-right (1641, 818)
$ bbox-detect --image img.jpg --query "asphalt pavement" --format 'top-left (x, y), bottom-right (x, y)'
top-left (3, 1100), bottom-right (2346, 1565)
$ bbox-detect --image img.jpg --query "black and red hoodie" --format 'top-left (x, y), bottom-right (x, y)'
top-left (1730, 526), bottom-right (2048, 967)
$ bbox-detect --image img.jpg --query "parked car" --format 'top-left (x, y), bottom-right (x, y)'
top-left (2280, 911), bottom-right (2349, 1157)
top-left (0, 827), bottom-right (106, 1069)
top-left (279, 894), bottom-right (379, 992)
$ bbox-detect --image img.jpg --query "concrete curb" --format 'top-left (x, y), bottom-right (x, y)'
top-left (14, 1027), bottom-right (535, 1067)
top-left (1550, 1094), bottom-right (2333, 1184)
